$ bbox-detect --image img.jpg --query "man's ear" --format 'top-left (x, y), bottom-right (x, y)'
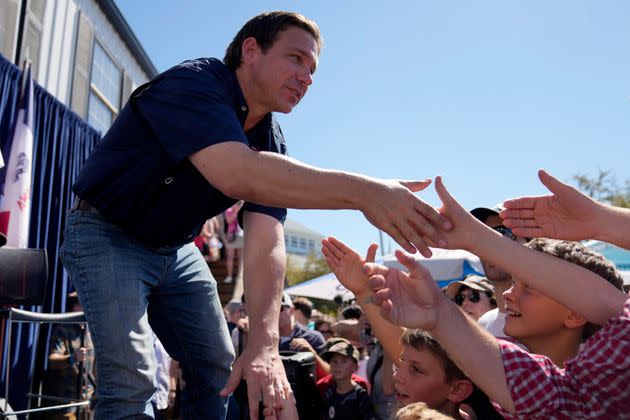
top-left (448, 379), bottom-right (473, 404)
top-left (564, 311), bottom-right (588, 329)
top-left (241, 37), bottom-right (260, 65)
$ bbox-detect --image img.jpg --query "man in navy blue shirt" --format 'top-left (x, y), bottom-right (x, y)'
top-left (61, 11), bottom-right (452, 420)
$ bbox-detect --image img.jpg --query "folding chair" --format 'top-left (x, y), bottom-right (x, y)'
top-left (0, 247), bottom-right (89, 418)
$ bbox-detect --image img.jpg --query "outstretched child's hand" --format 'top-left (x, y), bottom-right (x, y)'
top-left (500, 169), bottom-right (604, 241)
top-left (363, 250), bottom-right (445, 332)
top-left (434, 176), bottom-right (488, 251)
top-left (322, 237), bottom-right (378, 296)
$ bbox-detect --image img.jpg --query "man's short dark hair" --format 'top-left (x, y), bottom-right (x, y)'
top-left (292, 296), bottom-right (314, 319)
top-left (341, 305), bottom-right (363, 320)
top-left (224, 11), bottom-right (322, 70)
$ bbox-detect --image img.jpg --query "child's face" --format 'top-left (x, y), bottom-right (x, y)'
top-left (503, 277), bottom-right (573, 341)
top-left (329, 353), bottom-right (357, 382)
top-left (393, 345), bottom-right (453, 410)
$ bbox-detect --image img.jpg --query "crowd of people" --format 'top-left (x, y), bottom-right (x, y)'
top-left (50, 8), bottom-right (630, 420)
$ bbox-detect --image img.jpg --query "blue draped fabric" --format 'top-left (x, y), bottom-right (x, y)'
top-left (0, 53), bottom-right (101, 412)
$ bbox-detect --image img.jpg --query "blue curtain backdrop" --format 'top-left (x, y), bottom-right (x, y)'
top-left (0, 53), bottom-right (101, 412)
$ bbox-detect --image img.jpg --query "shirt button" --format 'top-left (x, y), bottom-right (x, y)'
top-left (241, 106), bottom-right (247, 112)
top-left (164, 177), bottom-right (174, 184)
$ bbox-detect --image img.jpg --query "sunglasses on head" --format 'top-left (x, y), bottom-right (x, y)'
top-left (454, 290), bottom-right (481, 306)
top-left (493, 225), bottom-right (517, 241)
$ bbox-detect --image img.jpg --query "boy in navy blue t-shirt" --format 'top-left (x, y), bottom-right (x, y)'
top-left (319, 339), bottom-right (376, 420)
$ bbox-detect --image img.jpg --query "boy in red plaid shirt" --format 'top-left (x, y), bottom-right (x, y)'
top-left (363, 172), bottom-right (630, 419)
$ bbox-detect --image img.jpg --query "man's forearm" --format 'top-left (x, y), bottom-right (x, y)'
top-left (190, 142), bottom-right (372, 210)
top-left (242, 212), bottom-right (285, 347)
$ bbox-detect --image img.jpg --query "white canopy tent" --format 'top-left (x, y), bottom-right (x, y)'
top-left (285, 248), bottom-right (485, 301)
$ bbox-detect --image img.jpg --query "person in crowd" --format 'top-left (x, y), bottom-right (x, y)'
top-left (152, 333), bottom-right (174, 420)
top-left (221, 201), bottom-right (244, 284)
top-left (505, 238), bottom-right (623, 366)
top-left (362, 316), bottom-right (396, 420)
top-left (341, 305), bottom-right (363, 321)
top-left (314, 316), bottom-right (335, 341)
top-left (317, 337), bottom-right (370, 392)
top-left (469, 205), bottom-right (530, 338)
top-left (194, 216), bottom-right (223, 262)
top-left (60, 10), bottom-right (452, 419)
top-left (444, 275), bottom-right (496, 322)
top-left (45, 292), bottom-right (95, 420)
top-left (292, 296), bottom-right (315, 329)
top-left (319, 338), bottom-right (376, 420)
top-left (363, 175), bottom-right (630, 418)
top-left (280, 293), bottom-right (326, 353)
top-left (321, 239), bottom-right (492, 420)
top-left (224, 300), bottom-right (246, 336)
top-left (395, 402), bottom-right (455, 420)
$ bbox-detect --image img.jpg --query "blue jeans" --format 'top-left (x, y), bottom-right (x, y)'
top-left (60, 208), bottom-right (234, 419)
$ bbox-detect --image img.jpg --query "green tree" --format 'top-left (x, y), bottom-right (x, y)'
top-left (572, 169), bottom-right (630, 209)
top-left (285, 252), bottom-right (331, 286)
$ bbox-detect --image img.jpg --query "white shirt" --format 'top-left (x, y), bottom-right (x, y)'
top-left (478, 308), bottom-right (507, 338)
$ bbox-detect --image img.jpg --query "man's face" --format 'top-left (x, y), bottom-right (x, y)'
top-left (248, 26), bottom-right (319, 114)
top-left (278, 305), bottom-right (294, 331)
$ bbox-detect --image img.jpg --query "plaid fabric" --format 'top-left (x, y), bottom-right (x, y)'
top-left (493, 298), bottom-right (630, 419)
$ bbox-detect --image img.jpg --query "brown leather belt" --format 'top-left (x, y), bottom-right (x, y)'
top-left (77, 199), bottom-right (101, 215)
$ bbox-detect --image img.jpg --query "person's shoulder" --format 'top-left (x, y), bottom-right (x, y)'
top-left (158, 58), bottom-right (234, 94)
top-left (351, 373), bottom-right (369, 390)
top-left (478, 308), bottom-right (499, 326)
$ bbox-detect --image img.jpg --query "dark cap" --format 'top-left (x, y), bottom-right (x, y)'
top-left (470, 204), bottom-right (504, 223)
top-left (321, 338), bottom-right (360, 363)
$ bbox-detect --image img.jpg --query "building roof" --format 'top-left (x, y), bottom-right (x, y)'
top-left (284, 218), bottom-right (324, 238)
top-left (96, 0), bottom-right (158, 78)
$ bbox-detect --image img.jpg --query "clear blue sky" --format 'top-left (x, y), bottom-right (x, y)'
top-left (115, 1), bottom-right (630, 254)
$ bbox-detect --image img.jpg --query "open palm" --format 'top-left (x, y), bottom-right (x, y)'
top-left (367, 251), bottom-right (443, 331)
top-left (321, 237), bottom-right (377, 295)
top-left (502, 170), bottom-right (601, 240)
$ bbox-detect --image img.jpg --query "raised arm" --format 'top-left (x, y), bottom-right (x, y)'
top-left (433, 176), bottom-right (628, 326)
top-left (220, 211), bottom-right (290, 419)
top-left (363, 252), bottom-right (515, 411)
top-left (501, 169), bottom-right (630, 249)
top-left (190, 142), bottom-right (451, 257)
top-left (321, 237), bottom-right (405, 363)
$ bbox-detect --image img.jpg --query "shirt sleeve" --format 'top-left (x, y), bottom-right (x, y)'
top-left (134, 62), bottom-right (248, 163)
top-left (492, 339), bottom-right (567, 417)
